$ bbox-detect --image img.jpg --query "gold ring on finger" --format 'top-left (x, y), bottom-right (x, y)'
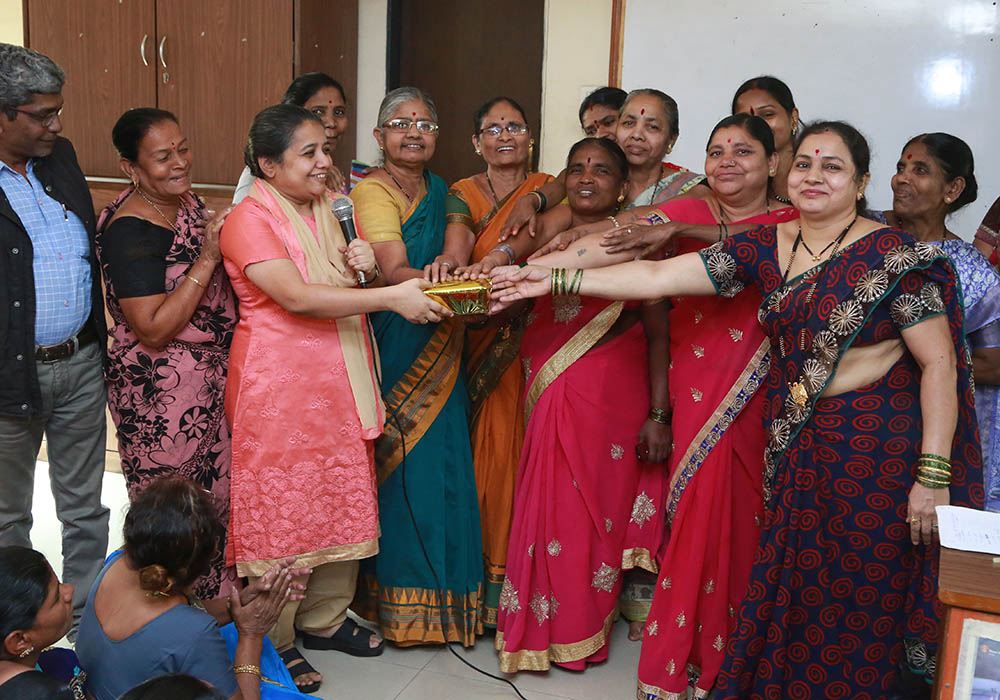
top-left (910, 518), bottom-right (920, 524)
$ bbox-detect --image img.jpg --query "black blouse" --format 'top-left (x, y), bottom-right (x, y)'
top-left (101, 216), bottom-right (175, 298)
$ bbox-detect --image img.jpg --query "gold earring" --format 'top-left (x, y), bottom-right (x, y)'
top-left (617, 193), bottom-right (625, 203)
top-left (475, 148), bottom-right (481, 155)
top-left (528, 139), bottom-right (535, 174)
top-left (857, 192), bottom-right (864, 200)
top-left (792, 124), bottom-right (798, 137)
top-left (769, 170), bottom-right (776, 177)
top-left (944, 196), bottom-right (953, 204)
top-left (18, 646), bottom-right (34, 659)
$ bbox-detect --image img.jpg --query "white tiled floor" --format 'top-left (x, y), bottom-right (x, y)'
top-left (28, 462), bottom-right (646, 700)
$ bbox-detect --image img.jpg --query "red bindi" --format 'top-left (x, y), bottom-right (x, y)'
top-left (412, 112), bottom-right (416, 116)
top-left (907, 154), bottom-right (913, 159)
top-left (815, 149), bottom-right (820, 154)
top-left (587, 157), bottom-right (591, 164)
top-left (640, 108), bottom-right (645, 115)
top-left (750, 107), bottom-right (755, 116)
top-left (727, 139), bottom-right (731, 143)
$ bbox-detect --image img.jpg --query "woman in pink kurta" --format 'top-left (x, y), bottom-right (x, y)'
top-left (220, 104), bottom-right (447, 693)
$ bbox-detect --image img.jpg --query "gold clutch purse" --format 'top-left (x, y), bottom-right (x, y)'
top-left (423, 279), bottom-right (492, 315)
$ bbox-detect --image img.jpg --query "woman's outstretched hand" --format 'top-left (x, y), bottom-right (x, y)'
top-left (390, 278), bottom-right (453, 325)
top-left (601, 221), bottom-right (680, 258)
top-left (498, 195), bottom-right (539, 242)
top-left (489, 264), bottom-right (551, 310)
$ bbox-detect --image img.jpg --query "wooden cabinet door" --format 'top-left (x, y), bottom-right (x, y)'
top-left (154, 1), bottom-right (293, 185)
top-left (27, 0), bottom-right (156, 177)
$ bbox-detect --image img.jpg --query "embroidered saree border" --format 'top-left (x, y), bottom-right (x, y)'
top-left (495, 607), bottom-right (617, 672)
top-left (664, 338), bottom-right (770, 523)
top-left (354, 575), bottom-right (483, 646)
top-left (622, 546), bottom-right (656, 573)
top-left (467, 315), bottom-right (527, 429)
top-left (236, 538), bottom-right (378, 578)
top-left (524, 301), bottom-right (625, 419)
top-left (375, 321), bottom-right (461, 485)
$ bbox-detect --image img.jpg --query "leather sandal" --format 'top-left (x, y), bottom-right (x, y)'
top-left (301, 618), bottom-right (385, 657)
top-left (277, 646), bottom-right (322, 694)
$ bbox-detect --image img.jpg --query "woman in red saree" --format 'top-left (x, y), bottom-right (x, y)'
top-left (528, 114), bottom-right (797, 695)
top-left (495, 137), bottom-right (670, 672)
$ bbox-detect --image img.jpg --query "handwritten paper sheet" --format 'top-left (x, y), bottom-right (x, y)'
top-left (936, 506), bottom-right (1000, 555)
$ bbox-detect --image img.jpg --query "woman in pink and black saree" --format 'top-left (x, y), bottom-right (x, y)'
top-left (491, 121), bottom-right (983, 700)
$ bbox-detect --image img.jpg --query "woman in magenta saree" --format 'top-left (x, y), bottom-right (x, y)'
top-left (491, 122), bottom-right (983, 698)
top-left (495, 138), bottom-right (669, 672)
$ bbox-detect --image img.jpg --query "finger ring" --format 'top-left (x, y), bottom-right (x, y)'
top-left (910, 518), bottom-right (920, 524)
top-left (931, 523), bottom-right (939, 530)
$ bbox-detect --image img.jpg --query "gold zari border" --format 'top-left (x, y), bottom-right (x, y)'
top-left (495, 607), bottom-right (617, 672)
top-left (524, 301), bottom-right (624, 419)
top-left (236, 537), bottom-right (378, 578)
top-left (622, 547), bottom-right (656, 573)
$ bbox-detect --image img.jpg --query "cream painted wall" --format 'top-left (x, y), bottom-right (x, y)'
top-left (0, 0), bottom-right (23, 45)
top-left (355, 0), bottom-right (388, 166)
top-left (538, 0), bottom-right (612, 175)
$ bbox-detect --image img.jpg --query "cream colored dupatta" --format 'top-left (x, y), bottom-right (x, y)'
top-left (248, 178), bottom-right (384, 435)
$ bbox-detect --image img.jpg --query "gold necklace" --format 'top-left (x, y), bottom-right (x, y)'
top-left (135, 186), bottom-right (180, 233)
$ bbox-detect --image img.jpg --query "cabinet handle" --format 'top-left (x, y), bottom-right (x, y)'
top-left (139, 34), bottom-right (149, 66)
top-left (158, 36), bottom-right (167, 68)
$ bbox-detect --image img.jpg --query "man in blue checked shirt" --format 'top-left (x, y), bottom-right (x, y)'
top-left (0, 44), bottom-right (109, 638)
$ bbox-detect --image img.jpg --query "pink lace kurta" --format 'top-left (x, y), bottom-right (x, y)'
top-left (220, 198), bottom-right (380, 577)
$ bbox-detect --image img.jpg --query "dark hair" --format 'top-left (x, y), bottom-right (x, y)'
top-left (621, 89), bottom-right (679, 140)
top-left (904, 133), bottom-right (978, 213)
top-left (244, 104), bottom-right (323, 177)
top-left (578, 87), bottom-right (627, 125)
top-left (0, 547), bottom-right (51, 660)
top-left (117, 674), bottom-right (226, 700)
top-left (112, 108), bottom-right (178, 162)
top-left (473, 96), bottom-right (528, 133)
top-left (796, 120), bottom-right (871, 214)
top-left (123, 478), bottom-right (222, 595)
top-left (566, 137), bottom-right (629, 181)
top-left (706, 113), bottom-right (776, 156)
top-left (281, 72), bottom-right (346, 107)
top-left (731, 75), bottom-right (797, 117)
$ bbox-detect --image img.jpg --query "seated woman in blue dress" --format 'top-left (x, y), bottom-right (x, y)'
top-left (76, 478), bottom-right (308, 700)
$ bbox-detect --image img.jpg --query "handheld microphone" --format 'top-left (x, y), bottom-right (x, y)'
top-left (331, 197), bottom-right (366, 288)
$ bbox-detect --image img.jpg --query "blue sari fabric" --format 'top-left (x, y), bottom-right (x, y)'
top-left (698, 226), bottom-right (983, 700)
top-left (358, 171), bottom-right (483, 645)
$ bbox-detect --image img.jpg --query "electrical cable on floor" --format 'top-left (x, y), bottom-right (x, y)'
top-left (368, 316), bottom-right (527, 699)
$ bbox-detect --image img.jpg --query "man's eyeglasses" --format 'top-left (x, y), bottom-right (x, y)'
top-left (479, 123), bottom-right (528, 138)
top-left (382, 118), bottom-right (439, 134)
top-left (10, 106), bottom-right (63, 127)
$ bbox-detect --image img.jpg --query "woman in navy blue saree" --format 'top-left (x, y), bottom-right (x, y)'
top-left (490, 121), bottom-right (983, 700)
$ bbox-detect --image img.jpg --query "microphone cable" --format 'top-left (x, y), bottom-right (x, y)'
top-left (364, 314), bottom-right (528, 700)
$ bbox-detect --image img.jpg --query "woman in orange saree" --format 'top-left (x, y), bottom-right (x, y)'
top-left (494, 137), bottom-right (670, 671)
top-left (435, 97), bottom-right (552, 627)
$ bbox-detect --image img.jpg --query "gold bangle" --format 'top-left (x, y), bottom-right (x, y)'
top-left (918, 456), bottom-right (951, 468)
top-left (917, 471), bottom-right (951, 482)
top-left (186, 273), bottom-right (207, 288)
top-left (233, 664), bottom-right (262, 677)
top-left (648, 407), bottom-right (670, 425)
top-left (918, 465), bottom-right (952, 475)
top-left (916, 478), bottom-right (950, 489)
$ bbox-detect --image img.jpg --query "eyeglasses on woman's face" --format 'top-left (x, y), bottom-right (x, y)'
top-left (479, 123), bottom-right (528, 138)
top-left (383, 118), bottom-right (439, 134)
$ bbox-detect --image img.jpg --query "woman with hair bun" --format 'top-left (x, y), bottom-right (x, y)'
top-left (96, 107), bottom-right (236, 599)
top-left (76, 478), bottom-right (302, 700)
top-left (881, 133), bottom-right (1000, 511)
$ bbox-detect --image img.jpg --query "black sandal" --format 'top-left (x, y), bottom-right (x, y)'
top-left (277, 646), bottom-right (322, 694)
top-left (301, 618), bottom-right (385, 657)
